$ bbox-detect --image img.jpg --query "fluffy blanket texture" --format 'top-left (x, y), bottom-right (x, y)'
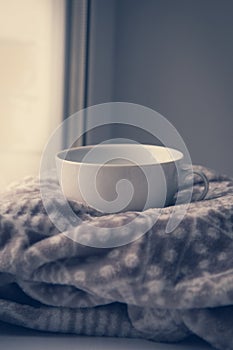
top-left (0, 165), bottom-right (233, 350)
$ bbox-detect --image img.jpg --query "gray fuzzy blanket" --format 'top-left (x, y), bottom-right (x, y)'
top-left (0, 165), bottom-right (233, 350)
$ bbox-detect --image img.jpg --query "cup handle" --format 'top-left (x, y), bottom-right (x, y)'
top-left (181, 166), bottom-right (209, 201)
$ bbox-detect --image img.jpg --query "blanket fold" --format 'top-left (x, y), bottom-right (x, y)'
top-left (0, 165), bottom-right (233, 350)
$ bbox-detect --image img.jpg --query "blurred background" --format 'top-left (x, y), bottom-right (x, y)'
top-left (1, 0), bottom-right (233, 188)
top-left (0, 0), bottom-right (65, 187)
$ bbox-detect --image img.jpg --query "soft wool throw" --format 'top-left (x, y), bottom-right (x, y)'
top-left (0, 165), bottom-right (233, 350)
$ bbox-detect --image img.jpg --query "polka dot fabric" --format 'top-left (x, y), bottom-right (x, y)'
top-left (0, 166), bottom-right (233, 350)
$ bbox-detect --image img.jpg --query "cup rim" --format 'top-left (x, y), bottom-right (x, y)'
top-left (56, 144), bottom-right (184, 167)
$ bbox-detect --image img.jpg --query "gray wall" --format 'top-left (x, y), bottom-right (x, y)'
top-left (88, 0), bottom-right (233, 176)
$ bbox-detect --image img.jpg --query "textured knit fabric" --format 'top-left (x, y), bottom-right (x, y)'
top-left (0, 165), bottom-right (233, 350)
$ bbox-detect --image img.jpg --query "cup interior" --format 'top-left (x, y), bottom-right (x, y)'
top-left (57, 144), bottom-right (183, 166)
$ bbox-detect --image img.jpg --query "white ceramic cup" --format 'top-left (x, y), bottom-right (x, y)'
top-left (56, 144), bottom-right (209, 213)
